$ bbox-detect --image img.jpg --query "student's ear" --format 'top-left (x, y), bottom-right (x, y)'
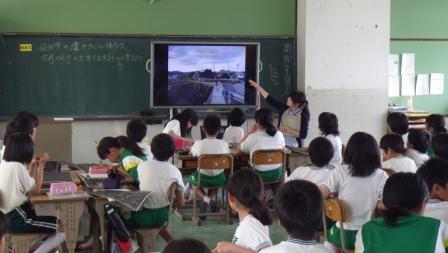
top-left (228, 192), bottom-right (235, 204)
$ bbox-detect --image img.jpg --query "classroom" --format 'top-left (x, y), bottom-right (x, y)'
top-left (1, 0), bottom-right (448, 252)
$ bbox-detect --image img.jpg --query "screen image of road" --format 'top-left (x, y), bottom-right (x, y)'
top-left (167, 45), bottom-right (246, 105)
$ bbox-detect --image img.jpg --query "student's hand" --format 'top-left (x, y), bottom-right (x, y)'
top-left (279, 124), bottom-right (289, 133)
top-left (186, 138), bottom-right (195, 146)
top-left (248, 80), bottom-right (259, 89)
top-left (36, 153), bottom-right (49, 167)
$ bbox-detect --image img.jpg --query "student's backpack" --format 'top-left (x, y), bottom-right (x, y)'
top-left (104, 204), bottom-right (132, 253)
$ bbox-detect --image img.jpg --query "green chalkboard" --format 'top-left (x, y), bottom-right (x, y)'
top-left (0, 35), bottom-right (296, 117)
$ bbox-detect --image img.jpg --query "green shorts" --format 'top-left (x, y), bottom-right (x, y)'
top-left (188, 171), bottom-right (226, 187)
top-left (327, 224), bottom-right (357, 249)
top-left (6, 202), bottom-right (57, 233)
top-left (256, 167), bottom-right (283, 182)
top-left (124, 205), bottom-right (170, 228)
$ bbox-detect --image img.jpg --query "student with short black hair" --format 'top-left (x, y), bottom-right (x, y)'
top-left (287, 137), bottom-right (334, 185)
top-left (124, 133), bottom-right (184, 242)
top-left (162, 108), bottom-right (198, 147)
top-left (260, 180), bottom-right (330, 253)
top-left (355, 172), bottom-right (448, 253)
top-left (215, 169), bottom-right (272, 253)
top-left (97, 135), bottom-right (147, 184)
top-left (387, 112), bottom-right (409, 143)
top-left (380, 133), bottom-right (417, 173)
top-left (320, 132), bottom-right (388, 251)
top-left (1, 116), bottom-right (34, 163)
top-left (126, 119), bottom-right (153, 160)
top-left (187, 114), bottom-right (229, 213)
top-left (162, 238), bottom-right (211, 253)
top-left (318, 112), bottom-right (342, 165)
top-left (406, 129), bottom-right (430, 167)
top-left (0, 133), bottom-right (65, 253)
top-left (417, 158), bottom-right (448, 224)
top-left (432, 133), bottom-right (448, 161)
top-left (426, 114), bottom-right (447, 157)
top-left (223, 108), bottom-right (246, 144)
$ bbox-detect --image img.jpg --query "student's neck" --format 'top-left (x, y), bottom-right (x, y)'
top-left (388, 152), bottom-right (403, 159)
top-left (237, 208), bottom-right (251, 222)
top-left (288, 236), bottom-right (315, 242)
top-left (205, 135), bottom-right (217, 139)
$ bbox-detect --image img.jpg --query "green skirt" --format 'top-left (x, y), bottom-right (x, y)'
top-left (327, 224), bottom-right (357, 249)
top-left (188, 171), bottom-right (226, 187)
top-left (124, 205), bottom-right (170, 228)
top-left (256, 167), bottom-right (282, 182)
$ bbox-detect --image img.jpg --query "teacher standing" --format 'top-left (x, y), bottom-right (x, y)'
top-left (249, 80), bottom-right (310, 148)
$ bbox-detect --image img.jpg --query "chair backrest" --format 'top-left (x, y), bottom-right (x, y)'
top-left (382, 168), bottom-right (396, 176)
top-left (324, 199), bottom-right (348, 223)
top-left (251, 149), bottom-right (286, 167)
top-left (197, 154), bottom-right (234, 172)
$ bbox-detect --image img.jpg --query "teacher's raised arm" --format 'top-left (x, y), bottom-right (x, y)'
top-left (249, 80), bottom-right (310, 148)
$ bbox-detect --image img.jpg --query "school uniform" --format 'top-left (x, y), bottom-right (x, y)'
top-left (120, 149), bottom-right (147, 183)
top-left (137, 142), bottom-right (153, 160)
top-left (424, 199), bottom-right (448, 225)
top-left (260, 239), bottom-right (331, 253)
top-left (124, 159), bottom-right (184, 228)
top-left (188, 138), bottom-right (229, 187)
top-left (240, 130), bottom-right (286, 182)
top-left (355, 214), bottom-right (448, 253)
top-left (286, 164), bottom-right (333, 186)
top-left (320, 165), bottom-right (388, 249)
top-left (0, 161), bottom-right (57, 233)
top-left (406, 148), bottom-right (429, 168)
top-left (382, 155), bottom-right (417, 173)
top-left (232, 214), bottom-right (272, 252)
top-left (0, 145), bottom-right (4, 163)
top-left (162, 119), bottom-right (181, 136)
top-left (223, 126), bottom-right (244, 144)
top-left (324, 134), bottom-right (343, 166)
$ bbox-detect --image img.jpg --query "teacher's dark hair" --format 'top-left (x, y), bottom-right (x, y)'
top-left (289, 90), bottom-right (310, 118)
top-left (255, 108), bottom-right (277, 137)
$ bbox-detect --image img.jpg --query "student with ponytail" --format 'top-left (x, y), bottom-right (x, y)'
top-left (97, 135), bottom-right (147, 184)
top-left (215, 169), bottom-right (272, 253)
top-left (240, 108), bottom-right (285, 182)
top-left (355, 172), bottom-right (448, 253)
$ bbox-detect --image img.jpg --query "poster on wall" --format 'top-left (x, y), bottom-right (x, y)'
top-left (401, 75), bottom-right (415, 96)
top-left (430, 73), bottom-right (444, 95)
top-left (416, 74), bottom-right (430, 95)
top-left (388, 75), bottom-right (400, 97)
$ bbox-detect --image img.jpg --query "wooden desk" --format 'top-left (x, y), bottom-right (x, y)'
top-left (30, 194), bottom-right (88, 253)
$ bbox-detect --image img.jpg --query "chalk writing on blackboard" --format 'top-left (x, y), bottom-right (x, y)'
top-left (283, 43), bottom-right (293, 94)
top-left (269, 64), bottom-right (280, 87)
top-left (40, 53), bottom-right (143, 65)
top-left (38, 42), bottom-right (127, 52)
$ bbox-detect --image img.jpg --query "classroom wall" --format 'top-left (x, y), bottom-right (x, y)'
top-left (0, 0), bottom-right (295, 36)
top-left (297, 0), bottom-right (390, 143)
top-left (388, 0), bottom-right (448, 114)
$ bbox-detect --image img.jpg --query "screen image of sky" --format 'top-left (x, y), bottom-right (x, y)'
top-left (168, 45), bottom-right (246, 72)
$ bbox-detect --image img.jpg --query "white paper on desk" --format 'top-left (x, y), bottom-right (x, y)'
top-left (401, 53), bottom-right (415, 75)
top-left (430, 73), bottom-right (444, 95)
top-left (401, 75), bottom-right (415, 96)
top-left (389, 54), bottom-right (399, 75)
top-left (416, 74), bottom-right (430, 95)
top-left (388, 75), bottom-right (400, 97)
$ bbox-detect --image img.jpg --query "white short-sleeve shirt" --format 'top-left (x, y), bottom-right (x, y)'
top-left (424, 199), bottom-right (448, 225)
top-left (406, 148), bottom-right (429, 168)
top-left (162, 119), bottom-right (181, 137)
top-left (324, 134), bottom-right (343, 166)
top-left (137, 159), bottom-right (185, 209)
top-left (320, 165), bottom-right (388, 230)
top-left (0, 161), bottom-right (36, 213)
top-left (240, 130), bottom-right (286, 171)
top-left (223, 126), bottom-right (245, 144)
top-left (382, 155), bottom-right (417, 173)
top-left (260, 239), bottom-right (331, 253)
top-left (137, 142), bottom-right (153, 160)
top-left (232, 214), bottom-right (272, 252)
top-left (190, 138), bottom-right (229, 176)
top-left (286, 165), bottom-right (333, 186)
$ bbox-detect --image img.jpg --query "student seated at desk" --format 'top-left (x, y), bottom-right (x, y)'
top-left (162, 108), bottom-right (198, 148)
top-left (97, 136), bottom-right (147, 185)
top-left (287, 137), bottom-right (334, 185)
top-left (240, 108), bottom-right (285, 183)
top-left (426, 114), bottom-right (447, 157)
top-left (187, 114), bottom-right (229, 213)
top-left (126, 119), bottom-right (153, 160)
top-left (0, 211), bottom-right (6, 253)
top-left (406, 129), bottom-right (430, 168)
top-left (124, 133), bottom-right (184, 242)
top-left (387, 112), bottom-right (409, 144)
top-left (16, 111), bottom-right (39, 139)
top-left (0, 133), bottom-right (66, 253)
top-left (380, 133), bottom-right (417, 173)
top-left (223, 108), bottom-right (246, 144)
top-left (318, 112), bottom-right (342, 166)
top-left (1, 116), bottom-right (35, 163)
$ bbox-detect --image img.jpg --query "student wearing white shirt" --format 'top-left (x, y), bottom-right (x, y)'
top-left (1, 116), bottom-right (35, 164)
top-left (162, 108), bottom-right (198, 147)
top-left (0, 133), bottom-right (66, 253)
top-left (240, 108), bottom-right (286, 182)
top-left (387, 112), bottom-right (409, 144)
top-left (287, 137), bottom-right (334, 185)
top-left (260, 180), bottom-right (330, 253)
top-left (215, 170), bottom-right (272, 253)
top-left (380, 133), bottom-right (418, 173)
top-left (188, 114), bottom-right (229, 213)
top-left (318, 112), bottom-right (342, 166)
top-left (406, 129), bottom-right (430, 167)
top-left (126, 118), bottom-right (153, 160)
top-left (417, 158), bottom-right (448, 224)
top-left (320, 132), bottom-right (388, 251)
top-left (124, 133), bottom-right (185, 242)
top-left (223, 108), bottom-right (246, 144)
